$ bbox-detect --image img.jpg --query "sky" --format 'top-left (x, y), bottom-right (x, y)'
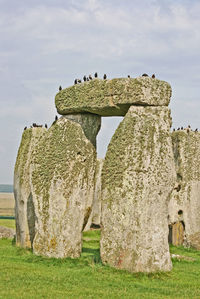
top-left (1, 0), bottom-right (200, 184)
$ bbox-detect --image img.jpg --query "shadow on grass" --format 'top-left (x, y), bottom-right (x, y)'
top-left (82, 247), bottom-right (102, 264)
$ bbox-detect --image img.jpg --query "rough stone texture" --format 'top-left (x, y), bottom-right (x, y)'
top-left (55, 77), bottom-right (172, 116)
top-left (168, 130), bottom-right (200, 249)
top-left (64, 114), bottom-right (101, 148)
top-left (92, 158), bottom-right (103, 225)
top-left (83, 158), bottom-right (103, 230)
top-left (0, 226), bottom-right (15, 239)
top-left (31, 114), bottom-right (100, 258)
top-left (14, 128), bottom-right (47, 248)
top-left (100, 106), bottom-right (176, 273)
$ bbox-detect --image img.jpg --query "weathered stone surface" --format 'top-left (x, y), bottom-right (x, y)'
top-left (31, 114), bottom-right (100, 258)
top-left (84, 158), bottom-right (103, 230)
top-left (55, 77), bottom-right (172, 116)
top-left (100, 106), bottom-right (176, 273)
top-left (92, 158), bottom-right (103, 226)
top-left (0, 226), bottom-right (15, 239)
top-left (14, 128), bottom-right (47, 248)
top-left (168, 130), bottom-right (200, 249)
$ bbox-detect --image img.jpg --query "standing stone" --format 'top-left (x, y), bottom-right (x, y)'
top-left (84, 158), bottom-right (104, 230)
top-left (31, 114), bottom-right (101, 258)
top-left (100, 106), bottom-right (176, 273)
top-left (168, 130), bottom-right (200, 249)
top-left (92, 158), bottom-right (104, 226)
top-left (14, 127), bottom-right (47, 248)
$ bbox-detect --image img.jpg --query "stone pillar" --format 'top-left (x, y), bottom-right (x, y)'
top-left (100, 106), bottom-right (176, 272)
top-left (168, 130), bottom-right (200, 250)
top-left (14, 128), bottom-right (47, 248)
top-left (31, 114), bottom-right (101, 258)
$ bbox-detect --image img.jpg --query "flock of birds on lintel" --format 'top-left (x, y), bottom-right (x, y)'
top-left (23, 117), bottom-right (58, 131)
top-left (173, 125), bottom-right (198, 133)
top-left (58, 73), bottom-right (155, 91)
top-left (23, 72), bottom-right (198, 133)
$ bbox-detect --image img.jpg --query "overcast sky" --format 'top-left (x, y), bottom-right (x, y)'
top-left (1, 0), bottom-right (200, 184)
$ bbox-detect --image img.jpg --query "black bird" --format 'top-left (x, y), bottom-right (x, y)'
top-left (195, 128), bottom-right (198, 132)
top-left (177, 127), bottom-right (180, 130)
top-left (188, 125), bottom-right (191, 128)
top-left (181, 126), bottom-right (183, 130)
top-left (55, 115), bottom-right (58, 121)
top-left (103, 74), bottom-right (107, 80)
top-left (45, 124), bottom-right (48, 129)
top-left (152, 74), bottom-right (155, 78)
top-left (128, 75), bottom-right (130, 78)
top-left (74, 79), bottom-right (78, 85)
top-left (94, 72), bottom-right (98, 78)
top-left (24, 126), bottom-right (27, 131)
top-left (89, 74), bottom-right (92, 80)
top-left (59, 86), bottom-right (62, 91)
top-left (78, 79), bottom-right (82, 83)
top-left (83, 76), bottom-right (87, 82)
top-left (173, 128), bottom-right (175, 131)
top-left (142, 73), bottom-right (148, 77)
top-left (87, 77), bottom-right (89, 81)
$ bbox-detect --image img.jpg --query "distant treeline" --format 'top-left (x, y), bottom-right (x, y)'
top-left (0, 184), bottom-right (13, 193)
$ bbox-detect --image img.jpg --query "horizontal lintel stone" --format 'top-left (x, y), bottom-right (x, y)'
top-left (55, 77), bottom-right (172, 117)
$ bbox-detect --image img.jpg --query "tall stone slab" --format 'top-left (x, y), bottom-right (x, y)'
top-left (84, 158), bottom-right (104, 230)
top-left (101, 106), bottom-right (176, 272)
top-left (169, 130), bottom-right (200, 249)
top-left (92, 158), bottom-right (104, 226)
top-left (14, 128), bottom-right (47, 248)
top-left (31, 114), bottom-right (101, 258)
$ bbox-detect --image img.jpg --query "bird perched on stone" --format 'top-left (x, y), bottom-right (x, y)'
top-left (142, 73), bottom-right (148, 77)
top-left (83, 76), bottom-right (87, 82)
top-left (89, 74), bottom-right (92, 80)
top-left (87, 77), bottom-right (89, 81)
top-left (59, 86), bottom-right (62, 91)
top-left (78, 79), bottom-right (82, 83)
top-left (177, 127), bottom-right (180, 130)
top-left (24, 126), bottom-right (27, 131)
top-left (103, 74), bottom-right (107, 79)
top-left (152, 74), bottom-right (155, 78)
top-left (45, 124), bottom-right (48, 129)
top-left (74, 79), bottom-right (77, 85)
top-left (94, 72), bottom-right (98, 78)
top-left (128, 75), bottom-right (130, 78)
top-left (55, 115), bottom-right (58, 121)
top-left (173, 128), bottom-right (175, 131)
top-left (195, 128), bottom-right (198, 132)
top-left (181, 126), bottom-right (183, 130)
top-left (188, 125), bottom-right (191, 128)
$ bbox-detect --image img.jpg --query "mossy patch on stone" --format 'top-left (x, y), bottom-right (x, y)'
top-left (100, 105), bottom-right (176, 273)
top-left (31, 116), bottom-right (98, 258)
top-left (55, 77), bottom-right (172, 116)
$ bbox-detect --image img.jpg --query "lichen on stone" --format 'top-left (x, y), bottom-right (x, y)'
top-left (30, 116), bottom-right (98, 258)
top-left (101, 105), bottom-right (176, 273)
top-left (55, 77), bottom-right (172, 116)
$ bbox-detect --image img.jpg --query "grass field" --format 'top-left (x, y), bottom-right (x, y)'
top-left (0, 220), bottom-right (200, 299)
top-left (0, 193), bottom-right (15, 216)
top-left (0, 218), bottom-right (15, 229)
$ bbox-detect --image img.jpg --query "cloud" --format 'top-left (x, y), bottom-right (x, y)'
top-left (1, 0), bottom-right (200, 182)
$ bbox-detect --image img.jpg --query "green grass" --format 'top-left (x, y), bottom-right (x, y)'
top-left (0, 218), bottom-right (15, 229)
top-left (0, 229), bottom-right (200, 299)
